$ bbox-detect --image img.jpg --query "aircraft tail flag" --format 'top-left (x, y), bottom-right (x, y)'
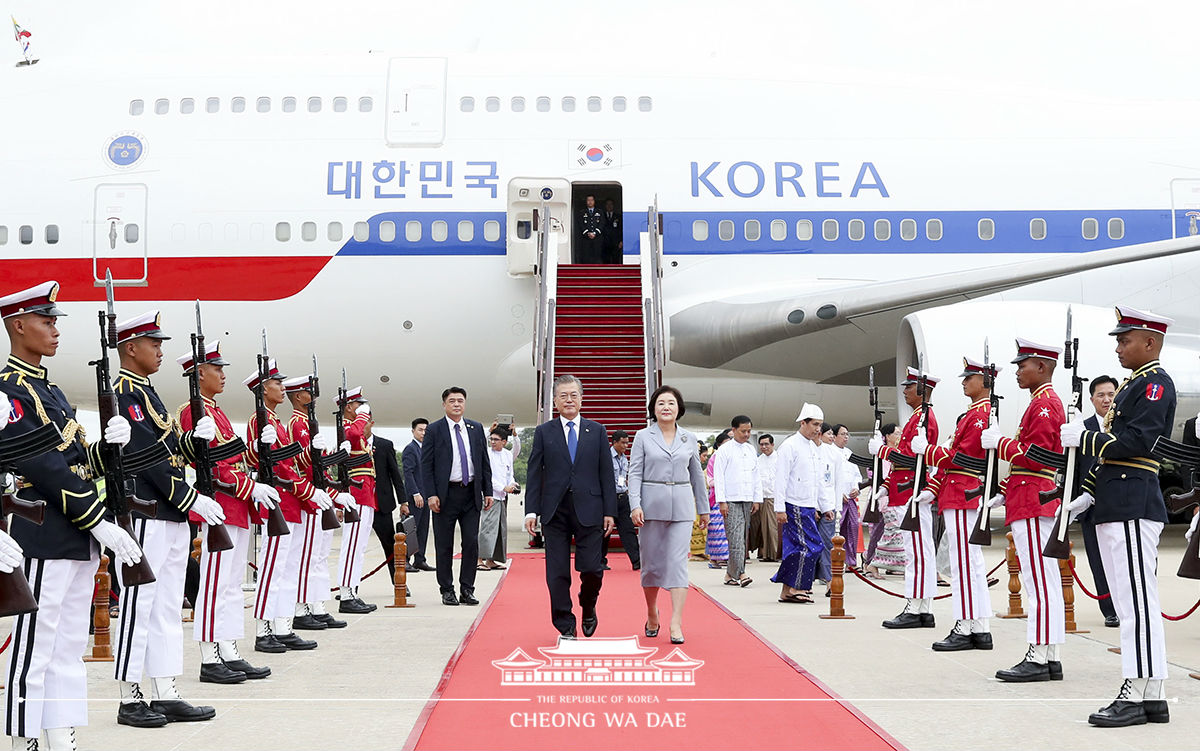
top-left (11, 16), bottom-right (36, 65)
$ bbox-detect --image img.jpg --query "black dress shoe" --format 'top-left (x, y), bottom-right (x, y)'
top-left (882, 612), bottom-right (924, 629)
top-left (919, 613), bottom-right (935, 628)
top-left (292, 614), bottom-right (328, 630)
top-left (1088, 700), bottom-right (1147, 727)
top-left (996, 659), bottom-right (1051, 682)
top-left (970, 633), bottom-right (994, 650)
top-left (459, 591), bottom-right (479, 606)
top-left (442, 592), bottom-right (460, 606)
top-left (582, 612), bottom-right (598, 637)
top-left (117, 701), bottom-right (168, 728)
top-left (632, 564), bottom-right (641, 571)
top-left (1048, 660), bottom-right (1063, 681)
top-left (254, 635), bottom-right (287, 654)
top-left (149, 700), bottom-right (216, 723)
top-left (315, 613), bottom-right (347, 629)
top-left (559, 628), bottom-right (577, 640)
top-left (199, 662), bottom-right (247, 684)
top-left (932, 632), bottom-right (975, 651)
top-left (355, 597), bottom-right (378, 612)
top-left (276, 633), bottom-right (318, 650)
top-left (416, 562), bottom-right (436, 572)
top-left (340, 598), bottom-right (374, 614)
top-left (1144, 700), bottom-right (1170, 723)
top-left (222, 659), bottom-right (271, 680)
top-left (1104, 615), bottom-right (1120, 628)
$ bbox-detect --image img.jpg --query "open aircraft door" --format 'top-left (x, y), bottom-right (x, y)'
top-left (506, 178), bottom-right (571, 275)
top-left (93, 183), bottom-right (148, 286)
top-left (1171, 178), bottom-right (1200, 238)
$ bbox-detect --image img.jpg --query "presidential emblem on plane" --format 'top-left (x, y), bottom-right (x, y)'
top-left (104, 131), bottom-right (147, 169)
top-left (492, 636), bottom-right (704, 686)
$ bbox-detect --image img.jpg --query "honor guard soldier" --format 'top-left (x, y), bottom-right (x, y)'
top-left (579, 195), bottom-right (604, 263)
top-left (1, 281), bottom-right (143, 751)
top-left (1062, 307), bottom-right (1175, 726)
top-left (176, 341), bottom-right (279, 684)
top-left (869, 367), bottom-right (940, 629)
top-left (283, 374), bottom-right (347, 630)
top-left (981, 338), bottom-right (1067, 682)
top-left (243, 363), bottom-right (333, 652)
top-left (911, 358), bottom-right (995, 651)
top-left (110, 312), bottom-right (227, 727)
top-left (0, 395), bottom-right (30, 572)
top-left (337, 387), bottom-right (377, 613)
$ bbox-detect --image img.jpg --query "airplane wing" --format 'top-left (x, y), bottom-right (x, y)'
top-left (669, 234), bottom-right (1200, 370)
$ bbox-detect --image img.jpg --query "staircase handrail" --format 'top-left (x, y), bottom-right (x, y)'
top-left (533, 202), bottom-right (558, 423)
top-left (642, 203), bottom-right (666, 401)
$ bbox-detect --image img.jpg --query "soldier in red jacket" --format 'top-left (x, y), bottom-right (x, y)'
top-left (336, 387), bottom-right (377, 614)
top-left (981, 338), bottom-right (1066, 683)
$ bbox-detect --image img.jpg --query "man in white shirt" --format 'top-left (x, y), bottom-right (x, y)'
top-left (817, 424), bottom-right (856, 583)
top-left (713, 415), bottom-right (763, 587)
top-left (479, 425), bottom-right (521, 570)
top-left (755, 435), bottom-right (780, 562)
top-left (770, 404), bottom-right (830, 603)
top-left (602, 431), bottom-right (640, 571)
top-left (832, 424), bottom-right (863, 567)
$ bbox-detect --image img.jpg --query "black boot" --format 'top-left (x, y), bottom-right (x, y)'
top-left (1088, 681), bottom-right (1148, 727)
top-left (932, 629), bottom-right (975, 652)
top-left (292, 614), bottom-right (328, 630)
top-left (254, 635), bottom-right (287, 653)
top-left (996, 647), bottom-right (1051, 682)
top-left (222, 659), bottom-right (271, 679)
top-left (117, 702), bottom-right (168, 728)
top-left (970, 632), bottom-right (994, 650)
top-left (882, 612), bottom-right (924, 629)
top-left (198, 662), bottom-right (246, 684)
top-left (149, 700), bottom-right (216, 722)
top-left (276, 632), bottom-right (318, 650)
top-left (315, 612), bottom-right (348, 628)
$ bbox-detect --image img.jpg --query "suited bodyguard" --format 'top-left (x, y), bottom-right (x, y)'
top-left (371, 431), bottom-right (407, 582)
top-left (523, 375), bottom-right (617, 638)
top-left (420, 387), bottom-right (493, 606)
top-left (402, 418), bottom-right (434, 570)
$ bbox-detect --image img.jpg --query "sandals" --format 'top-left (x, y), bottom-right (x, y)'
top-left (723, 578), bottom-right (741, 586)
top-left (778, 593), bottom-right (813, 604)
top-left (738, 576), bottom-right (753, 587)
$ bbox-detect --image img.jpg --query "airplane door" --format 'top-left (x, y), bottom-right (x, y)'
top-left (1170, 178), bottom-right (1200, 238)
top-left (506, 178), bottom-right (571, 275)
top-left (93, 184), bottom-right (148, 285)
top-left (385, 57), bottom-right (446, 146)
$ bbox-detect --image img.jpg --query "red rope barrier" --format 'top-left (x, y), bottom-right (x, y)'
top-left (328, 556), bottom-right (393, 593)
top-left (987, 558), bottom-right (1006, 577)
top-left (848, 567), bottom-right (952, 600)
top-left (1068, 561), bottom-right (1200, 621)
top-left (0, 633), bottom-right (10, 656)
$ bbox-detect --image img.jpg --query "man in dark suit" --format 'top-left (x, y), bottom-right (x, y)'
top-left (523, 375), bottom-right (617, 638)
top-left (402, 418), bottom-right (434, 571)
top-left (371, 430), bottom-right (407, 582)
top-left (602, 199), bottom-right (622, 264)
top-left (578, 195), bottom-right (603, 263)
top-left (420, 387), bottom-right (493, 606)
top-left (1077, 375), bottom-right (1120, 627)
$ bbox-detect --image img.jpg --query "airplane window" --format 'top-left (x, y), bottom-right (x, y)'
top-left (180, 98), bottom-right (195, 115)
top-left (460, 96), bottom-right (475, 112)
top-left (587, 96), bottom-right (601, 112)
top-left (822, 219), bottom-right (838, 241)
top-left (718, 220), bottom-right (734, 241)
top-left (848, 219), bottom-right (865, 241)
top-left (198, 223), bottom-right (213, 243)
top-left (406, 220), bottom-right (422, 242)
top-left (124, 224), bottom-right (139, 243)
top-left (308, 97), bottom-right (322, 113)
top-left (511, 96), bottom-right (526, 112)
top-left (458, 220), bottom-right (475, 242)
top-left (353, 221), bottom-right (369, 241)
top-left (978, 218), bottom-right (995, 241)
top-left (926, 218), bottom-right (943, 241)
top-left (282, 97), bottom-right (297, 113)
top-left (0, 226), bottom-right (7, 245)
top-left (899, 218), bottom-right (917, 241)
top-left (45, 225), bottom-right (59, 245)
top-left (379, 221), bottom-right (397, 243)
top-left (612, 96), bottom-right (627, 112)
top-left (744, 220), bottom-right (761, 241)
top-left (301, 221), bottom-right (317, 241)
top-left (333, 97), bottom-right (348, 112)
top-left (1081, 218), bottom-right (1099, 240)
top-left (257, 97), bottom-right (271, 113)
top-left (275, 222), bottom-right (290, 242)
top-left (19, 225), bottom-right (32, 244)
top-left (327, 222), bottom-right (343, 242)
top-left (536, 97), bottom-right (551, 112)
top-left (770, 219), bottom-right (787, 241)
top-left (692, 220), bottom-right (709, 241)
top-left (638, 96), bottom-right (653, 112)
top-left (206, 97), bottom-right (220, 113)
top-left (1030, 218), bottom-right (1046, 240)
top-left (224, 223), bottom-right (238, 242)
top-left (1108, 218), bottom-right (1124, 240)
top-left (129, 99), bottom-right (144, 116)
top-left (432, 220), bottom-right (449, 242)
top-left (249, 223), bottom-right (264, 241)
top-left (232, 97), bottom-right (246, 113)
top-left (874, 219), bottom-right (891, 241)
top-left (562, 96), bottom-right (576, 112)
top-left (796, 219), bottom-right (814, 241)
top-left (359, 97), bottom-right (373, 112)
top-left (483, 220), bottom-right (501, 242)
top-left (154, 98), bottom-right (169, 115)
top-left (172, 223), bottom-right (186, 243)
top-left (486, 97), bottom-right (500, 113)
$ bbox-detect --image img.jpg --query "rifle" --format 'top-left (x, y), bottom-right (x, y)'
top-left (91, 272), bottom-right (157, 586)
top-left (253, 330), bottom-right (292, 537)
top-left (1040, 307), bottom-right (1084, 560)
top-left (331, 368), bottom-right (364, 524)
top-left (0, 422), bottom-right (63, 616)
top-left (898, 372), bottom-right (931, 533)
top-left (308, 356), bottom-right (347, 531)
top-left (861, 366), bottom-right (884, 524)
top-left (187, 302), bottom-right (235, 553)
top-left (968, 340), bottom-right (1000, 546)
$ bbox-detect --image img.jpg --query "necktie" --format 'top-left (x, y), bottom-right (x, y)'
top-left (567, 421), bottom-right (578, 463)
top-left (454, 423), bottom-right (470, 482)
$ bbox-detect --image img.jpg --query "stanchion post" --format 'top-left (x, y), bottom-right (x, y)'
top-left (819, 534), bottom-right (855, 620)
top-left (1061, 542), bottom-right (1088, 634)
top-left (183, 537), bottom-right (202, 623)
top-left (83, 554), bottom-right (114, 662)
top-left (386, 533), bottom-right (415, 609)
top-left (998, 531), bottom-right (1026, 619)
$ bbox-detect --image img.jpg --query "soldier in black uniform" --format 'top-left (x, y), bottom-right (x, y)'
top-left (0, 281), bottom-right (143, 751)
top-left (0, 394), bottom-right (32, 572)
top-left (602, 198), bottom-right (622, 264)
top-left (109, 311), bottom-right (229, 728)
top-left (578, 194), bottom-right (604, 263)
top-left (1062, 305), bottom-right (1175, 728)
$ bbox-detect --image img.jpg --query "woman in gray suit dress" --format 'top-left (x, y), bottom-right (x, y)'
top-left (629, 385), bottom-right (709, 645)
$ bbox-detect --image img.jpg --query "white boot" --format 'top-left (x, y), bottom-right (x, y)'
top-left (11, 736), bottom-right (38, 750)
top-left (274, 616), bottom-right (294, 637)
top-left (118, 680), bottom-right (144, 705)
top-left (340, 586), bottom-right (355, 603)
top-left (1028, 644), bottom-right (1048, 665)
top-left (294, 602), bottom-right (310, 618)
top-left (309, 600), bottom-right (328, 616)
top-left (255, 618), bottom-right (272, 638)
top-left (199, 640), bottom-right (222, 665)
top-left (917, 597), bottom-right (932, 614)
top-left (1047, 643), bottom-right (1061, 662)
top-left (970, 617), bottom-right (990, 634)
top-left (217, 640), bottom-right (242, 662)
top-left (1145, 679), bottom-right (1166, 701)
top-left (42, 728), bottom-right (75, 751)
top-left (150, 676), bottom-right (182, 701)
top-left (1117, 677), bottom-right (1147, 703)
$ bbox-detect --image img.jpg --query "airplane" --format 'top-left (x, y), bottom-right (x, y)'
top-left (3, 3), bottom-right (1200, 442)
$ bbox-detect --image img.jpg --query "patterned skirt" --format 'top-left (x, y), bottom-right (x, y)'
top-left (706, 505), bottom-right (729, 562)
top-left (873, 505), bottom-right (908, 570)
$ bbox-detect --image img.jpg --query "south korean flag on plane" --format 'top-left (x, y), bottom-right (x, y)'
top-left (570, 141), bottom-right (621, 169)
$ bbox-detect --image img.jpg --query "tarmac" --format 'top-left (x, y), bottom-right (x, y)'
top-left (4, 510), bottom-right (1199, 751)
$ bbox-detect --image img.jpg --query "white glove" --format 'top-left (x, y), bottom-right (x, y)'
top-left (1186, 512), bottom-right (1199, 543)
top-left (341, 492), bottom-right (360, 512)
top-left (312, 433), bottom-right (329, 452)
top-left (867, 436), bottom-right (884, 455)
top-left (252, 482), bottom-right (280, 509)
top-left (1060, 417), bottom-right (1085, 449)
top-left (1194, 413), bottom-right (1200, 440)
top-left (986, 493), bottom-right (1006, 509)
top-left (980, 423), bottom-right (1004, 451)
top-left (914, 489), bottom-right (936, 506)
top-left (191, 493), bottom-right (226, 526)
top-left (339, 440), bottom-right (351, 454)
top-left (89, 520), bottom-right (142, 567)
top-left (0, 392), bottom-right (10, 431)
top-left (1066, 492), bottom-right (1094, 524)
top-left (104, 415), bottom-right (132, 447)
top-left (312, 489), bottom-right (334, 511)
top-left (259, 424), bottom-right (278, 446)
top-left (910, 434), bottom-right (929, 455)
top-left (872, 486), bottom-right (889, 505)
top-left (193, 415), bottom-right (217, 442)
top-left (356, 403), bottom-right (371, 416)
top-left (0, 528), bottom-right (24, 574)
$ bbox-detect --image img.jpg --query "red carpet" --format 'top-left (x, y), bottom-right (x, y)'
top-left (405, 555), bottom-right (903, 751)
